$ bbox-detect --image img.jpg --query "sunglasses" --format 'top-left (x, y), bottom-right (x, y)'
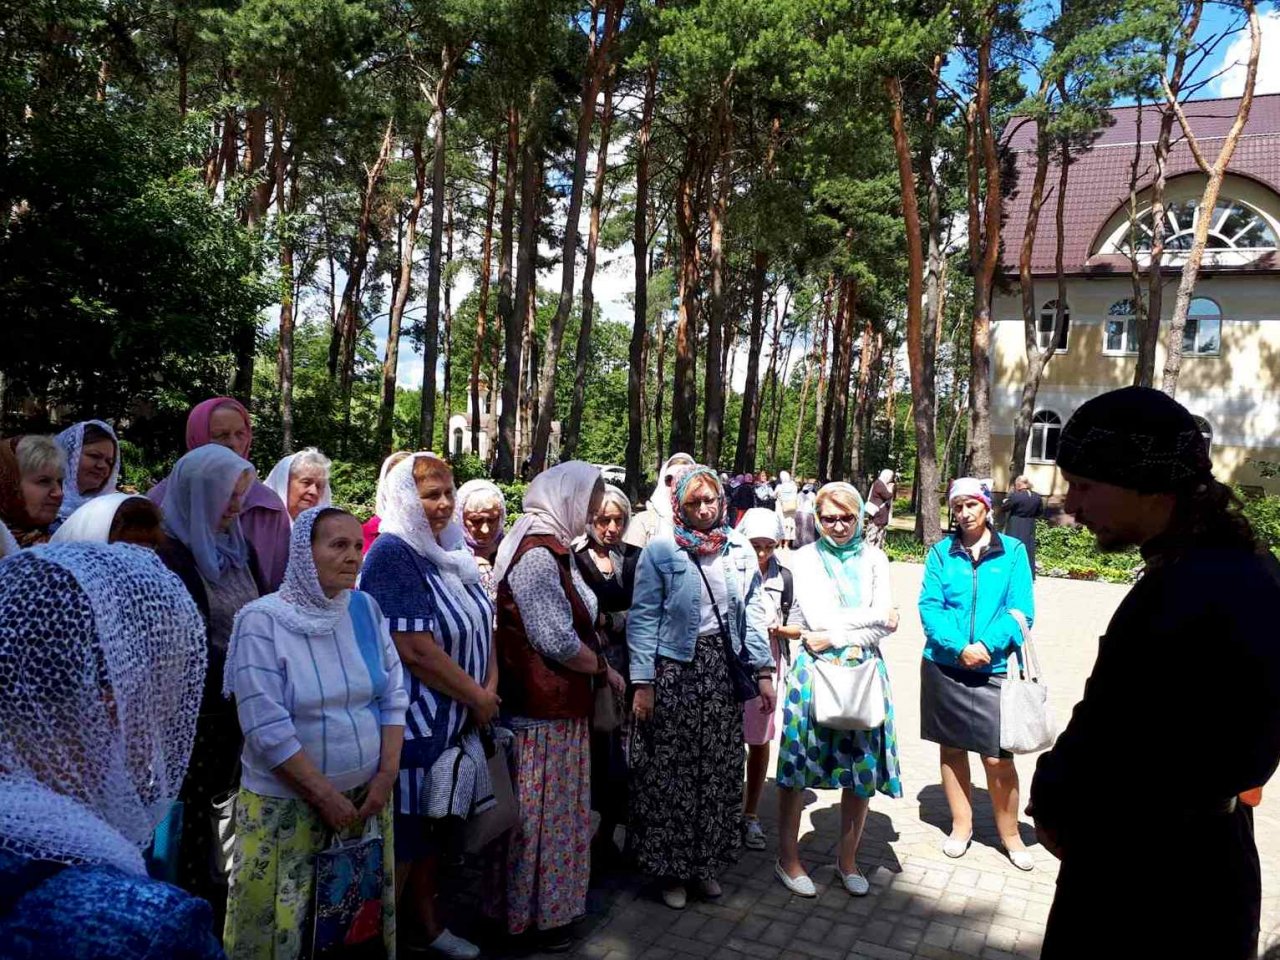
top-left (818, 513), bottom-right (858, 527)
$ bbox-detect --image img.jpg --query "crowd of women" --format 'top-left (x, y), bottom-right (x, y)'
top-left (0, 397), bottom-right (1039, 960)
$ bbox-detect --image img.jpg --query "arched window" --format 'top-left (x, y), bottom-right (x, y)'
top-left (453, 427), bottom-right (464, 456)
top-left (1105, 299), bottom-right (1140, 354)
top-left (1183, 297), bottom-right (1222, 356)
top-left (1192, 415), bottom-right (1213, 452)
top-left (1122, 198), bottom-right (1279, 253)
top-left (1037, 300), bottom-right (1070, 351)
top-left (1029, 410), bottom-right (1062, 463)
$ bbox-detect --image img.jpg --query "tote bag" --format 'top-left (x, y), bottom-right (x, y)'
top-left (810, 653), bottom-right (886, 731)
top-left (999, 610), bottom-right (1056, 754)
top-left (312, 818), bottom-right (386, 959)
top-left (463, 727), bottom-right (519, 854)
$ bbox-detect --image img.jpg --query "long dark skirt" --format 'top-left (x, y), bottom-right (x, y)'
top-left (629, 633), bottom-right (744, 882)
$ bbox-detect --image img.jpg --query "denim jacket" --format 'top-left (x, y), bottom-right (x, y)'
top-left (627, 530), bottom-right (771, 683)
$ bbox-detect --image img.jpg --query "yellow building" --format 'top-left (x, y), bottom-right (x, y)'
top-left (991, 94), bottom-right (1280, 498)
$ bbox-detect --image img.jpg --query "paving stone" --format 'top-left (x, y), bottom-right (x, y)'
top-left (922, 921), bottom-right (957, 948)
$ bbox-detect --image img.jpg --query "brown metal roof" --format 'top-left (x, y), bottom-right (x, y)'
top-left (999, 94), bottom-right (1280, 275)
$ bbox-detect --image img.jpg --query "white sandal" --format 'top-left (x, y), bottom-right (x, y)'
top-left (942, 831), bottom-right (973, 859)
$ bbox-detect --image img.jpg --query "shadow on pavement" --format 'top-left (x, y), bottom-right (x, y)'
top-left (916, 782), bottom-right (1038, 851)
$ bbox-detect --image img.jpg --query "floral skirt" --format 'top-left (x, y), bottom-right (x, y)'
top-left (504, 718), bottom-right (591, 935)
top-left (222, 787), bottom-right (396, 960)
top-left (776, 646), bottom-right (903, 797)
top-left (629, 633), bottom-right (744, 881)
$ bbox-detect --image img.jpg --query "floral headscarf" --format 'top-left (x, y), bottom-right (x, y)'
top-left (671, 466), bottom-right (731, 557)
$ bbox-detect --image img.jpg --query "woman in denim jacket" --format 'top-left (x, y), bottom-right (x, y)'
top-left (628, 466), bottom-right (774, 911)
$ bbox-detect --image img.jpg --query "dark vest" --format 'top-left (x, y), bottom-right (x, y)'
top-left (496, 534), bottom-right (598, 719)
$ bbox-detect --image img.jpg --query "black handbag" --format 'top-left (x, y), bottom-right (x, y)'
top-left (693, 553), bottom-right (760, 703)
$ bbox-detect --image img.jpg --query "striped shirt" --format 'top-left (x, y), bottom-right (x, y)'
top-left (230, 590), bottom-right (409, 799)
top-left (359, 533), bottom-right (495, 815)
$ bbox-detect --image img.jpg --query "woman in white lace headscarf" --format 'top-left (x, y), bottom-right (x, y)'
top-left (223, 507), bottom-right (408, 959)
top-left (358, 453), bottom-right (493, 960)
top-left (492, 462), bottom-right (621, 950)
top-left (263, 447), bottom-right (333, 523)
top-left (154, 443), bottom-right (266, 920)
top-left (455, 478), bottom-right (507, 600)
top-left (0, 543), bottom-right (223, 959)
top-left (363, 451), bottom-right (413, 554)
top-left (622, 452), bottom-right (694, 549)
top-left (51, 492), bottom-right (165, 548)
top-left (53, 420), bottom-right (121, 524)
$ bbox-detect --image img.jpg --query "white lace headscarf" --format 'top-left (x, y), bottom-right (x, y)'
top-left (376, 453), bottom-right (479, 585)
top-left (264, 449), bottom-right (333, 523)
top-left (0, 543), bottom-right (206, 876)
top-left (54, 420), bottom-right (121, 520)
top-left (51, 493), bottom-right (148, 544)
top-left (493, 461), bottom-right (602, 583)
top-left (646, 452), bottom-right (695, 521)
top-left (223, 506), bottom-right (350, 696)
top-left (374, 451), bottom-right (413, 517)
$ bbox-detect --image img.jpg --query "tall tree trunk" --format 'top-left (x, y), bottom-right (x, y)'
top-left (886, 74), bottom-right (942, 546)
top-left (513, 139), bottom-right (545, 472)
top-left (626, 48), bottom-right (658, 501)
top-left (654, 316), bottom-right (668, 466)
top-left (440, 194), bottom-right (455, 452)
top-left (670, 141), bottom-right (702, 457)
top-left (231, 104), bottom-right (275, 401)
top-left (1161, 0), bottom-right (1260, 397)
top-left (701, 81), bottom-right (734, 468)
top-left (495, 104), bottom-right (522, 480)
top-left (531, 0), bottom-right (623, 472)
top-left (418, 45), bottom-right (458, 449)
top-left (768, 314), bottom-right (797, 468)
top-left (791, 353), bottom-right (813, 476)
top-left (812, 276), bottom-right (834, 459)
top-left (818, 278), bottom-right (846, 482)
top-left (337, 117), bottom-right (394, 418)
top-left (380, 135), bottom-right (426, 455)
top-left (273, 113), bottom-right (296, 454)
top-left (734, 251), bottom-right (769, 473)
top-left (472, 139), bottom-right (499, 456)
top-left (830, 276), bottom-right (856, 480)
top-left (964, 17), bottom-right (1000, 480)
top-left (564, 67), bottom-right (616, 460)
top-left (849, 313), bottom-right (873, 482)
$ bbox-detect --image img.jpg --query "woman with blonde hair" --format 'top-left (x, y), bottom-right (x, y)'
top-left (628, 466), bottom-right (773, 910)
top-left (774, 482), bottom-right (902, 897)
top-left (0, 435), bottom-right (65, 548)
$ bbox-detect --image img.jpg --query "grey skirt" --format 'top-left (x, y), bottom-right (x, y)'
top-left (919, 659), bottom-right (1010, 759)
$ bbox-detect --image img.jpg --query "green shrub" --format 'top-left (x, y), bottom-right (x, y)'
top-left (1239, 489), bottom-right (1280, 557)
top-left (329, 459), bottom-right (378, 518)
top-left (883, 529), bottom-right (926, 564)
top-left (449, 453), bottom-right (488, 487)
top-left (497, 481), bottom-right (527, 526)
top-left (1035, 523), bottom-right (1141, 583)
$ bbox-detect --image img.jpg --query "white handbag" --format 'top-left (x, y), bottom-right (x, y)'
top-left (999, 610), bottom-right (1056, 754)
top-left (810, 652), bottom-right (886, 731)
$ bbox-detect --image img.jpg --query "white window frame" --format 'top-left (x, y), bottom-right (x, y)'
top-left (1028, 409), bottom-right (1063, 464)
top-left (1037, 300), bottom-right (1070, 353)
top-left (1103, 300), bottom-right (1141, 356)
top-left (1192, 415), bottom-right (1213, 453)
top-left (1182, 297), bottom-right (1222, 358)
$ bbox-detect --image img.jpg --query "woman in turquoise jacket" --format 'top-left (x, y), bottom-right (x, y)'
top-left (628, 466), bottom-right (774, 910)
top-left (918, 478), bottom-right (1036, 871)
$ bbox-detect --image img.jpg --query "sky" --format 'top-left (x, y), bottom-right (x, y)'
top-left (325, 2), bottom-right (1280, 402)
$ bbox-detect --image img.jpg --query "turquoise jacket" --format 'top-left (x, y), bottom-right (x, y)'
top-left (918, 531), bottom-right (1035, 675)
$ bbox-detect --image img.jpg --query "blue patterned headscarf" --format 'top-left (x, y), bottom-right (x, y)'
top-left (815, 481), bottom-right (865, 607)
top-left (671, 466), bottom-right (732, 557)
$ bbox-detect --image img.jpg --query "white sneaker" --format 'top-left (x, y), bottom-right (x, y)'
top-left (426, 929), bottom-right (480, 960)
top-left (774, 860), bottom-right (817, 898)
top-left (743, 816), bottom-right (767, 850)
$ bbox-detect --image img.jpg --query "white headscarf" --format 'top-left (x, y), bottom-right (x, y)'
top-left (51, 493), bottom-right (149, 544)
top-left (0, 543), bottom-right (205, 876)
top-left (879, 469), bottom-right (895, 485)
top-left (264, 450), bottom-right (333, 523)
top-left (375, 452), bottom-right (412, 517)
top-left (223, 506), bottom-right (349, 696)
top-left (376, 453), bottom-right (479, 585)
top-left (160, 444), bottom-right (256, 583)
top-left (738, 506), bottom-right (783, 543)
top-left (54, 420), bottom-right (121, 520)
top-left (646, 452), bottom-right (695, 520)
top-left (493, 461), bottom-right (602, 583)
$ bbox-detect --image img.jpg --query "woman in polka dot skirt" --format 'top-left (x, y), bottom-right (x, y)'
top-left (773, 482), bottom-right (902, 900)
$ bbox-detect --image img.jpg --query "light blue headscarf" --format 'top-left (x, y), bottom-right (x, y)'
top-left (815, 481), bottom-right (865, 607)
top-left (160, 444), bottom-right (255, 583)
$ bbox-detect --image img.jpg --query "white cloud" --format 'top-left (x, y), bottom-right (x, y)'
top-left (1216, 9), bottom-right (1280, 97)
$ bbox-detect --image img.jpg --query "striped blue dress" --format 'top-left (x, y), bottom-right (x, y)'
top-left (359, 533), bottom-right (495, 818)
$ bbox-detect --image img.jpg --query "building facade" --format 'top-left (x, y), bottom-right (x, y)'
top-left (991, 94), bottom-right (1280, 498)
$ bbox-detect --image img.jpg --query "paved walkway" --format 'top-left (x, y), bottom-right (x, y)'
top-left (481, 563), bottom-right (1280, 960)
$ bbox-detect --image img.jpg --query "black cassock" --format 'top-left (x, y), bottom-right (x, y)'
top-left (1001, 490), bottom-right (1043, 575)
top-left (1030, 535), bottom-right (1280, 959)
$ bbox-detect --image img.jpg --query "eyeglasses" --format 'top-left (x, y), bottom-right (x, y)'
top-left (818, 513), bottom-right (858, 527)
